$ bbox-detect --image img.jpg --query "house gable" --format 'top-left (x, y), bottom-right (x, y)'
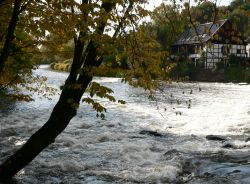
top-left (173, 19), bottom-right (227, 46)
top-left (172, 19), bottom-right (247, 69)
top-left (173, 19), bottom-right (246, 46)
top-left (210, 20), bottom-right (245, 45)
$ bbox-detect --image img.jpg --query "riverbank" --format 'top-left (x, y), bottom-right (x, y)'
top-left (167, 61), bottom-right (250, 83)
top-left (49, 56), bottom-right (250, 83)
top-left (190, 68), bottom-right (250, 83)
top-left (50, 62), bottom-right (127, 77)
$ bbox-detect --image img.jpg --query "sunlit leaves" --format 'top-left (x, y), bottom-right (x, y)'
top-left (81, 82), bottom-right (113, 118)
top-left (83, 97), bottom-right (107, 113)
top-left (88, 82), bottom-right (115, 101)
top-left (82, 81), bottom-right (128, 118)
top-left (123, 26), bottom-right (164, 90)
top-left (4, 93), bottom-right (33, 102)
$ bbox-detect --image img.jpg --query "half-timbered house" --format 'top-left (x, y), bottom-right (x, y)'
top-left (246, 37), bottom-right (250, 58)
top-left (172, 19), bottom-right (247, 69)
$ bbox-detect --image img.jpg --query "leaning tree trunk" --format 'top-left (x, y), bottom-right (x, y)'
top-left (0, 41), bottom-right (94, 180)
top-left (0, 1), bottom-right (114, 181)
top-left (0, 34), bottom-right (101, 180)
top-left (0, 0), bottom-right (22, 74)
top-left (0, 75), bottom-right (92, 180)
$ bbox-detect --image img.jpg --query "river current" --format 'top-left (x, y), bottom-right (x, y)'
top-left (1, 65), bottom-right (250, 183)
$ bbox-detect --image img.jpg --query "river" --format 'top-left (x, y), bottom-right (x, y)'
top-left (1, 65), bottom-right (250, 183)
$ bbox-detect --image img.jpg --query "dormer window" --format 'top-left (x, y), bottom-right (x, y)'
top-left (237, 49), bottom-right (241, 54)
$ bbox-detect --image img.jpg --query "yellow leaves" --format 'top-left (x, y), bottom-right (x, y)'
top-left (4, 94), bottom-right (33, 102)
top-left (164, 63), bottom-right (176, 74)
top-left (51, 62), bottom-right (71, 72)
top-left (136, 5), bottom-right (149, 17)
top-left (115, 54), bottom-right (121, 65)
top-left (88, 82), bottom-right (114, 99)
top-left (123, 26), bottom-right (164, 91)
top-left (82, 81), bottom-right (127, 117)
top-left (82, 97), bottom-right (107, 113)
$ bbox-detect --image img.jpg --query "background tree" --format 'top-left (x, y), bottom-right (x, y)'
top-left (191, 1), bottom-right (217, 23)
top-left (188, 0), bottom-right (250, 37)
top-left (227, 0), bottom-right (250, 37)
top-left (147, 3), bottom-right (185, 51)
top-left (0, 0), bottom-right (42, 101)
top-left (0, 0), bottom-right (33, 73)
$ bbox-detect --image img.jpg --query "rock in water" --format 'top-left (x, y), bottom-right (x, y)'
top-left (206, 135), bottom-right (228, 142)
top-left (139, 130), bottom-right (163, 137)
top-left (163, 149), bottom-right (181, 160)
top-left (245, 137), bottom-right (250, 142)
top-left (222, 142), bottom-right (234, 148)
top-left (222, 141), bottom-right (246, 149)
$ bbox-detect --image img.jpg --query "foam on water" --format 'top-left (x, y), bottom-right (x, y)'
top-left (1, 65), bottom-right (250, 183)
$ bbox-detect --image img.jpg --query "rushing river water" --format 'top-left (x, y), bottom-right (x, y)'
top-left (1, 65), bottom-right (250, 183)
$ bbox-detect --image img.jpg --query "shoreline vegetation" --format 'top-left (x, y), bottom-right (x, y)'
top-left (50, 61), bottom-right (127, 78)
top-left (165, 56), bottom-right (250, 83)
top-left (50, 60), bottom-right (250, 83)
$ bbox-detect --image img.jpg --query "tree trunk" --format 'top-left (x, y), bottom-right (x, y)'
top-left (0, 72), bottom-right (92, 181)
top-left (0, 1), bottom-right (114, 181)
top-left (0, 0), bottom-right (22, 74)
top-left (0, 19), bottom-right (105, 182)
top-left (0, 34), bottom-right (93, 180)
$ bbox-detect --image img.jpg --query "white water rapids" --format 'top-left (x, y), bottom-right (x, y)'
top-left (1, 65), bottom-right (250, 183)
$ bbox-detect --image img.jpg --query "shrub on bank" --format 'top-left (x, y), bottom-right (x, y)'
top-left (224, 67), bottom-right (250, 83)
top-left (167, 60), bottom-right (198, 81)
top-left (216, 55), bottom-right (250, 83)
top-left (167, 55), bottom-right (250, 83)
top-left (50, 61), bottom-right (127, 77)
top-left (50, 63), bottom-right (70, 71)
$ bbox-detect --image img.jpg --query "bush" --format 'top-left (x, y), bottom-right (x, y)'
top-left (228, 55), bottom-right (246, 67)
top-left (224, 66), bottom-right (250, 82)
top-left (50, 59), bottom-right (72, 72)
top-left (216, 60), bottom-right (225, 70)
top-left (169, 60), bottom-right (198, 80)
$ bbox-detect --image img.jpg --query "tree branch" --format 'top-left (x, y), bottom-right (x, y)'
top-left (0, 0), bottom-right (22, 74)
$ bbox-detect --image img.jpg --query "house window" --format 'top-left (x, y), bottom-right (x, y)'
top-left (221, 46), bottom-right (229, 55)
top-left (237, 49), bottom-right (241, 54)
top-left (221, 46), bottom-right (225, 54)
top-left (188, 46), bottom-right (195, 54)
top-left (194, 46), bottom-right (198, 53)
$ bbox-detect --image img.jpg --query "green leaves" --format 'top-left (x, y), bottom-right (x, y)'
top-left (88, 82), bottom-right (114, 99)
top-left (123, 26), bottom-right (164, 90)
top-left (83, 97), bottom-right (107, 113)
top-left (82, 82), bottom-right (113, 118)
top-left (82, 82), bottom-right (127, 118)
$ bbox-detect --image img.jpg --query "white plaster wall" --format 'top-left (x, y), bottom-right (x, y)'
top-left (190, 43), bottom-right (247, 69)
top-left (189, 54), bottom-right (201, 58)
top-left (205, 44), bottom-right (223, 68)
top-left (247, 44), bottom-right (250, 57)
top-left (231, 45), bottom-right (246, 57)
